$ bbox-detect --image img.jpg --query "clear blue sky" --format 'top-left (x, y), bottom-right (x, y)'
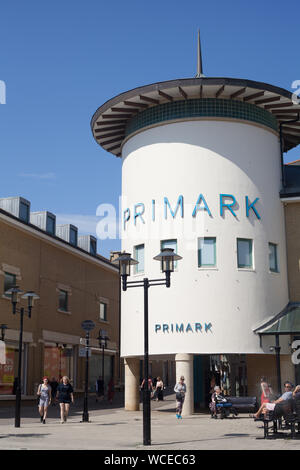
top-left (0, 0), bottom-right (299, 258)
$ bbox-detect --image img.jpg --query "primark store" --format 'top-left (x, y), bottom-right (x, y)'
top-left (91, 63), bottom-right (300, 413)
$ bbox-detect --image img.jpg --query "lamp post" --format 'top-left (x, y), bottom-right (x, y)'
top-left (97, 329), bottom-right (109, 387)
top-left (81, 320), bottom-right (95, 423)
top-left (5, 287), bottom-right (39, 428)
top-left (113, 248), bottom-right (182, 446)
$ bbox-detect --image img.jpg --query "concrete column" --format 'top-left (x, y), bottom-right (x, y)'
top-left (124, 357), bottom-right (140, 411)
top-left (175, 353), bottom-right (194, 416)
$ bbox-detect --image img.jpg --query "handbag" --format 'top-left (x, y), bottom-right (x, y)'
top-left (176, 392), bottom-right (183, 401)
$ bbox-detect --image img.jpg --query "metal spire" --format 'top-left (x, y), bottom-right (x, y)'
top-left (196, 29), bottom-right (205, 78)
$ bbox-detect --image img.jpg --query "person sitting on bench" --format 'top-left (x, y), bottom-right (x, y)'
top-left (254, 381), bottom-right (293, 419)
top-left (209, 386), bottom-right (228, 418)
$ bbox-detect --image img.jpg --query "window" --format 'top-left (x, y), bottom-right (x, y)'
top-left (198, 237), bottom-right (216, 267)
top-left (19, 202), bottom-right (29, 223)
top-left (90, 240), bottom-right (97, 256)
top-left (4, 272), bottom-right (16, 296)
top-left (269, 243), bottom-right (279, 273)
top-left (161, 239), bottom-right (178, 269)
top-left (46, 216), bottom-right (55, 235)
top-left (134, 244), bottom-right (145, 273)
top-left (237, 238), bottom-right (253, 269)
top-left (70, 228), bottom-right (77, 246)
top-left (100, 302), bottom-right (107, 321)
top-left (58, 290), bottom-right (68, 312)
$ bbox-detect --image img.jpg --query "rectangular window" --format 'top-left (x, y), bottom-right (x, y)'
top-left (19, 202), bottom-right (29, 223)
top-left (4, 272), bottom-right (16, 296)
top-left (269, 243), bottom-right (279, 272)
top-left (90, 240), bottom-right (97, 256)
top-left (46, 216), bottom-right (55, 235)
top-left (69, 228), bottom-right (77, 246)
top-left (198, 237), bottom-right (216, 267)
top-left (99, 302), bottom-right (107, 321)
top-left (237, 238), bottom-right (253, 269)
top-left (134, 244), bottom-right (145, 273)
top-left (58, 290), bottom-right (68, 312)
top-left (161, 239), bottom-right (178, 269)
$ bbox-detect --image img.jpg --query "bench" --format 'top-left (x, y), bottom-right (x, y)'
top-left (259, 397), bottom-right (300, 439)
top-left (226, 396), bottom-right (258, 414)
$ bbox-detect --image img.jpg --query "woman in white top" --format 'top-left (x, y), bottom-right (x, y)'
top-left (37, 377), bottom-right (52, 424)
top-left (174, 376), bottom-right (186, 419)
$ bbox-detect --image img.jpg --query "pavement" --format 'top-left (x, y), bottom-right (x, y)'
top-left (0, 391), bottom-right (299, 451)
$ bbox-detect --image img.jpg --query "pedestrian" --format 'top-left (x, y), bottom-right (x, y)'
top-left (96, 376), bottom-right (104, 402)
top-left (107, 377), bottom-right (115, 404)
top-left (56, 376), bottom-right (74, 423)
top-left (155, 377), bottom-right (164, 401)
top-left (174, 376), bottom-right (186, 419)
top-left (140, 377), bottom-right (153, 393)
top-left (259, 376), bottom-right (273, 406)
top-left (49, 376), bottom-right (59, 406)
top-left (37, 377), bottom-right (52, 424)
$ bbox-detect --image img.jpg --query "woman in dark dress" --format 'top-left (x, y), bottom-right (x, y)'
top-left (56, 376), bottom-right (74, 423)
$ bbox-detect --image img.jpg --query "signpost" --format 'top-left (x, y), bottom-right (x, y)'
top-left (81, 320), bottom-right (95, 423)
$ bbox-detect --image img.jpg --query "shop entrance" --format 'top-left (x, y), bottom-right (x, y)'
top-left (193, 354), bottom-right (248, 411)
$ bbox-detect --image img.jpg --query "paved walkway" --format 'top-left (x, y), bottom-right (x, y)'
top-left (0, 393), bottom-right (299, 450)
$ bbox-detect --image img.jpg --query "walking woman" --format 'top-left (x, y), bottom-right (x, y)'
top-left (37, 377), bottom-right (52, 424)
top-left (56, 376), bottom-right (74, 423)
top-left (174, 376), bottom-right (186, 419)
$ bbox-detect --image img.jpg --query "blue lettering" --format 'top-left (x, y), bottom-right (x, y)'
top-left (123, 208), bottom-right (130, 230)
top-left (152, 199), bottom-right (155, 221)
top-left (246, 196), bottom-right (261, 219)
top-left (163, 324), bottom-right (169, 333)
top-left (220, 194), bottom-right (237, 218)
top-left (164, 195), bottom-right (184, 219)
top-left (134, 203), bottom-right (145, 225)
top-left (205, 322), bottom-right (212, 333)
top-left (192, 194), bottom-right (212, 217)
top-left (176, 323), bottom-right (184, 333)
top-left (155, 324), bottom-right (161, 333)
top-left (195, 323), bottom-right (202, 333)
top-left (186, 323), bottom-right (193, 333)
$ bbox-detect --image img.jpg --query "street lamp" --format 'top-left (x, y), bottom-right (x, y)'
top-left (113, 248), bottom-right (182, 446)
top-left (81, 320), bottom-right (95, 423)
top-left (97, 329), bottom-right (109, 388)
top-left (5, 286), bottom-right (39, 428)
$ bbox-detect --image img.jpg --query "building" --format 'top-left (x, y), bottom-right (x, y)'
top-left (0, 196), bottom-right (120, 400)
top-left (91, 39), bottom-right (300, 414)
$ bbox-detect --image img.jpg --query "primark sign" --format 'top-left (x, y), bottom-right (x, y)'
top-left (123, 194), bottom-right (261, 230)
top-left (155, 322), bottom-right (213, 334)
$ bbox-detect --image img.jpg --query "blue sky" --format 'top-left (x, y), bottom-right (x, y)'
top-left (0, 1), bottom-right (299, 258)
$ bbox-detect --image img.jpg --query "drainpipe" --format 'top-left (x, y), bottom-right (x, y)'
top-left (275, 334), bottom-right (282, 396)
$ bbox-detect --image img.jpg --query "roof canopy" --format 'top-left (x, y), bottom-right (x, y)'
top-left (91, 77), bottom-right (300, 157)
top-left (253, 302), bottom-right (300, 335)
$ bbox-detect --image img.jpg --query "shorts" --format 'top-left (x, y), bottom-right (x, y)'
top-left (39, 398), bottom-right (50, 407)
top-left (265, 403), bottom-right (276, 411)
top-left (59, 400), bottom-right (71, 404)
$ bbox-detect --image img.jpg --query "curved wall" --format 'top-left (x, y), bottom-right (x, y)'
top-left (120, 119), bottom-right (289, 357)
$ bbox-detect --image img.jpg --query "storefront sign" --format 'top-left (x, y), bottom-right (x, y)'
top-left (124, 194), bottom-right (261, 229)
top-left (155, 322), bottom-right (212, 334)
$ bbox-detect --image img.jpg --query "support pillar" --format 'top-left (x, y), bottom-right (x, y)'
top-left (124, 357), bottom-right (140, 411)
top-left (175, 353), bottom-right (194, 416)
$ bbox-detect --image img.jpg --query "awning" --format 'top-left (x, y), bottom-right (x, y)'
top-left (253, 302), bottom-right (300, 335)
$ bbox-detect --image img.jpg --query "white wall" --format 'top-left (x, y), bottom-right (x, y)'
top-left (120, 120), bottom-right (289, 357)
